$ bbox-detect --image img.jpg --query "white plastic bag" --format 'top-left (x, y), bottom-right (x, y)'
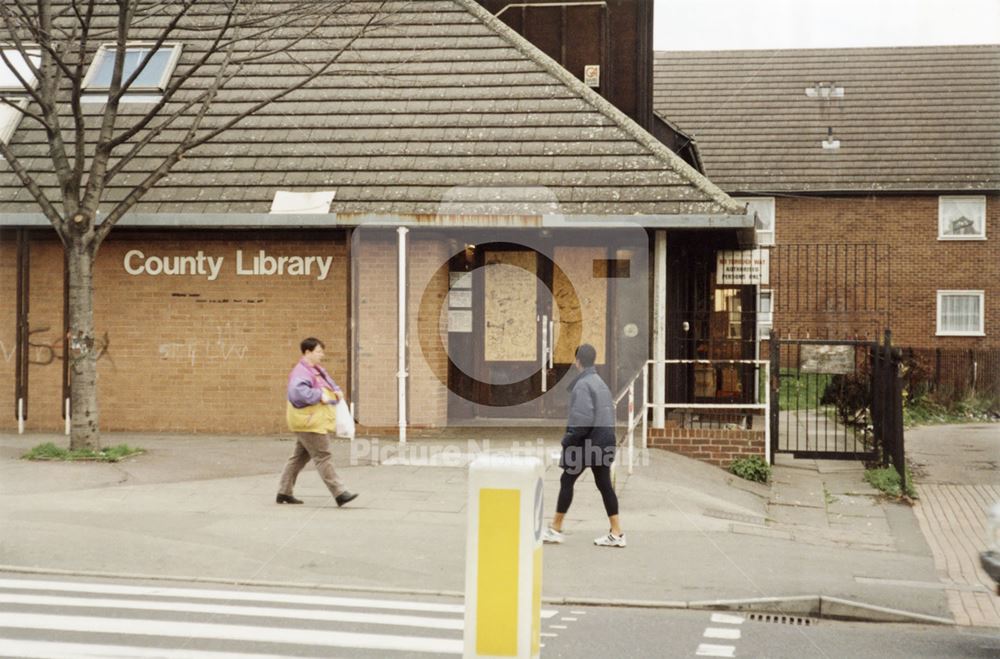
top-left (335, 398), bottom-right (355, 439)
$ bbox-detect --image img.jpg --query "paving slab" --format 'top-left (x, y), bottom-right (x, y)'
top-left (0, 430), bottom-right (951, 620)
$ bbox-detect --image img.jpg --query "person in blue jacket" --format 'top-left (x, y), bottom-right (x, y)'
top-left (542, 343), bottom-right (625, 548)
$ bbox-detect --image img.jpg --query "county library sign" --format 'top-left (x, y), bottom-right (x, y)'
top-left (122, 249), bottom-right (335, 281)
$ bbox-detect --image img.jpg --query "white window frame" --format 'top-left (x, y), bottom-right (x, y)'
top-left (0, 48), bottom-right (40, 94)
top-left (82, 43), bottom-right (182, 93)
top-left (938, 196), bottom-right (986, 241)
top-left (758, 288), bottom-right (773, 339)
top-left (733, 196), bottom-right (775, 247)
top-left (936, 290), bottom-right (985, 336)
top-left (1, 48), bottom-right (40, 149)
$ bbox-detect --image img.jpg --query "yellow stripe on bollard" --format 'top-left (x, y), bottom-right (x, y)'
top-left (531, 546), bottom-right (542, 655)
top-left (476, 488), bottom-right (520, 656)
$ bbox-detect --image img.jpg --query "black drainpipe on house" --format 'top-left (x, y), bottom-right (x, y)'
top-left (14, 228), bottom-right (30, 425)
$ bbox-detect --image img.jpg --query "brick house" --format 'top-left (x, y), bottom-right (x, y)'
top-left (0, 0), bottom-right (753, 437)
top-left (654, 46), bottom-right (1000, 353)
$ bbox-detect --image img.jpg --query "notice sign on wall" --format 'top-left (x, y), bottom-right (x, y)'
top-left (800, 345), bottom-right (854, 375)
top-left (716, 250), bottom-right (769, 285)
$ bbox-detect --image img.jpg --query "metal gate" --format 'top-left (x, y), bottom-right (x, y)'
top-left (769, 332), bottom-right (906, 488)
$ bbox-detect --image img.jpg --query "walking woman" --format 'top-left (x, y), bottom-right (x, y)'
top-left (542, 343), bottom-right (625, 547)
top-left (276, 337), bottom-right (358, 507)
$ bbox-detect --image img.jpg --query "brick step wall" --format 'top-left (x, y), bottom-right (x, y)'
top-left (648, 426), bottom-right (764, 468)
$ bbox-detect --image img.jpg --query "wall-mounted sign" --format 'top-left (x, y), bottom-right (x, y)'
top-left (449, 290), bottom-right (472, 308)
top-left (800, 344), bottom-right (854, 375)
top-left (450, 272), bottom-right (472, 289)
top-left (448, 309), bottom-right (472, 333)
top-left (716, 250), bottom-right (769, 285)
top-left (123, 249), bottom-right (334, 281)
top-left (584, 65), bottom-right (600, 87)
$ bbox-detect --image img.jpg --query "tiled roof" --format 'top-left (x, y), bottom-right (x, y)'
top-left (0, 0), bottom-right (742, 218)
top-left (654, 45), bottom-right (1000, 193)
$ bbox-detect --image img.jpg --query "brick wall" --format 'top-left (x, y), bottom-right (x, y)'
top-left (0, 229), bottom-right (349, 434)
top-left (0, 231), bottom-right (20, 425)
top-left (647, 426), bottom-right (765, 468)
top-left (771, 194), bottom-right (1000, 349)
top-left (354, 234), bottom-right (399, 428)
top-left (353, 232), bottom-right (449, 429)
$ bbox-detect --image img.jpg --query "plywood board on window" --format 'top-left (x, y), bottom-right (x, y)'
top-left (553, 246), bottom-right (606, 364)
top-left (484, 251), bottom-right (537, 362)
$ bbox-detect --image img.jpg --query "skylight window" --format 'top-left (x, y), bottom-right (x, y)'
top-left (83, 43), bottom-right (182, 93)
top-left (0, 49), bottom-right (40, 93)
top-left (1, 48), bottom-right (40, 148)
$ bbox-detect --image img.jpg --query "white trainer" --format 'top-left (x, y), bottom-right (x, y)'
top-left (594, 531), bottom-right (626, 548)
top-left (542, 527), bottom-right (565, 544)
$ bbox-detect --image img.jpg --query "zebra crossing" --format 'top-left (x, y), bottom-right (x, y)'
top-left (0, 576), bottom-right (563, 658)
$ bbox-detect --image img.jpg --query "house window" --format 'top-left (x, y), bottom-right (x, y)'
top-left (715, 289), bottom-right (743, 339)
top-left (939, 196), bottom-right (986, 240)
top-left (758, 289), bottom-right (773, 339)
top-left (734, 197), bottom-right (775, 246)
top-left (937, 291), bottom-right (984, 336)
top-left (0, 49), bottom-right (39, 148)
top-left (83, 44), bottom-right (182, 93)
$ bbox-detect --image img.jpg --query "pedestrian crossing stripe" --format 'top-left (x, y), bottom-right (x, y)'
top-left (0, 638), bottom-right (309, 659)
top-left (0, 577), bottom-right (559, 618)
top-left (0, 592), bottom-right (464, 630)
top-left (0, 612), bottom-right (465, 655)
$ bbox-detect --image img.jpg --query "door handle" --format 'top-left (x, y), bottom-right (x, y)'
top-left (541, 314), bottom-right (549, 393)
top-left (548, 318), bottom-right (554, 368)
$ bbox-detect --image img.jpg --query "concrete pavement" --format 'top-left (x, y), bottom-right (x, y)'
top-left (907, 424), bottom-right (1000, 628)
top-left (0, 427), bottom-right (987, 625)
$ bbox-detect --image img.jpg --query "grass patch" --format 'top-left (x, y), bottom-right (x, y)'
top-left (729, 455), bottom-right (771, 483)
top-left (903, 393), bottom-right (1000, 428)
top-left (779, 369), bottom-right (834, 411)
top-left (22, 442), bottom-right (144, 463)
top-left (864, 465), bottom-right (917, 500)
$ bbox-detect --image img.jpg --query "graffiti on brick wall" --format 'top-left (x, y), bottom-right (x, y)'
top-left (0, 339), bottom-right (14, 363)
top-left (158, 325), bottom-right (249, 366)
top-left (0, 328), bottom-right (114, 367)
top-left (20, 327), bottom-right (114, 367)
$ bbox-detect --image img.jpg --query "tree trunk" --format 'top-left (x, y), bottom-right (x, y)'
top-left (67, 241), bottom-right (100, 450)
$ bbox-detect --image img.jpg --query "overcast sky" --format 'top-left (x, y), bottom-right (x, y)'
top-left (654, 0), bottom-right (1000, 50)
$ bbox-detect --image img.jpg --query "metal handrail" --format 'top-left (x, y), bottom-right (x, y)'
top-left (644, 358), bottom-right (772, 465)
top-left (613, 358), bottom-right (773, 482)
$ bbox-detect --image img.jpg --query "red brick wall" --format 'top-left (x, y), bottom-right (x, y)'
top-left (648, 426), bottom-right (765, 468)
top-left (1, 229), bottom-right (349, 434)
top-left (353, 233), bottom-right (449, 429)
top-left (354, 235), bottom-right (399, 428)
top-left (0, 231), bottom-right (20, 424)
top-left (771, 194), bottom-right (1000, 349)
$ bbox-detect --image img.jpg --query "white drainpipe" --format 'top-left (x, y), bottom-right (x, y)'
top-left (653, 230), bottom-right (667, 429)
top-left (397, 227), bottom-right (409, 445)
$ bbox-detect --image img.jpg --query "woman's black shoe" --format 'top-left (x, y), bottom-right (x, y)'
top-left (276, 494), bottom-right (303, 504)
top-left (335, 491), bottom-right (359, 507)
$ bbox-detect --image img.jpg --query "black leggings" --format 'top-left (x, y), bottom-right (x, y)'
top-left (556, 465), bottom-right (618, 517)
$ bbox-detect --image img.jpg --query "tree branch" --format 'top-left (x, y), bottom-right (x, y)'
top-left (0, 139), bottom-right (67, 236)
top-left (93, 1), bottom-right (389, 244)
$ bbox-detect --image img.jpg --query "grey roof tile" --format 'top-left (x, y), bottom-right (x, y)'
top-left (654, 45), bottom-right (1000, 192)
top-left (1, 0), bottom-right (741, 218)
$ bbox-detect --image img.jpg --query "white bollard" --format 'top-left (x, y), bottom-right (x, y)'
top-left (464, 455), bottom-right (544, 659)
top-left (65, 398), bottom-right (71, 436)
top-left (17, 398), bottom-right (24, 435)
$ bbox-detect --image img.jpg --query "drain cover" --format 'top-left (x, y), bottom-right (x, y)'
top-left (747, 613), bottom-right (816, 626)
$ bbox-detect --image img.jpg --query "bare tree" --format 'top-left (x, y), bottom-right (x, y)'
top-left (0, 0), bottom-right (391, 449)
